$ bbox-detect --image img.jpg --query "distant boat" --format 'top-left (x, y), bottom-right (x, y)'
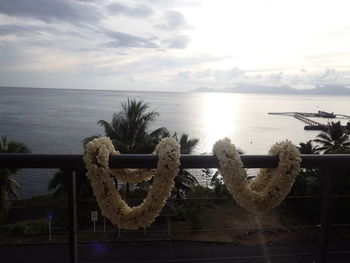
top-left (316, 111), bottom-right (336, 118)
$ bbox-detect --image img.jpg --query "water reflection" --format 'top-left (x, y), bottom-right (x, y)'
top-left (200, 93), bottom-right (241, 152)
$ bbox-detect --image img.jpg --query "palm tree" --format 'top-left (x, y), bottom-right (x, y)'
top-left (298, 140), bottom-right (320, 154)
top-left (96, 99), bottom-right (170, 195)
top-left (0, 136), bottom-right (30, 223)
top-left (48, 169), bottom-right (92, 199)
top-left (177, 133), bottom-right (199, 154)
top-left (313, 121), bottom-right (350, 153)
top-left (97, 99), bottom-right (166, 154)
top-left (48, 100), bottom-right (170, 199)
top-left (174, 133), bottom-right (199, 198)
top-left (49, 134), bottom-right (100, 199)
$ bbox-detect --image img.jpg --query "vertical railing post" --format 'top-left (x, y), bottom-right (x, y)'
top-left (319, 169), bottom-right (336, 263)
top-left (67, 169), bottom-right (78, 263)
top-left (167, 216), bottom-right (171, 240)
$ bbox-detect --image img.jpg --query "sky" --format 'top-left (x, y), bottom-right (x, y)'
top-left (1, 0), bottom-right (350, 91)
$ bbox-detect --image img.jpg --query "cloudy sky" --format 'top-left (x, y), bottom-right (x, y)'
top-left (1, 0), bottom-right (350, 91)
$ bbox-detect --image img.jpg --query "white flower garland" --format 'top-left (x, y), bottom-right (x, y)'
top-left (213, 138), bottom-right (301, 213)
top-left (83, 136), bottom-right (180, 230)
top-left (84, 136), bottom-right (301, 229)
top-left (110, 169), bottom-right (155, 184)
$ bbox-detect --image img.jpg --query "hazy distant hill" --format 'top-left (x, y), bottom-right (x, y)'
top-left (192, 84), bottom-right (350, 95)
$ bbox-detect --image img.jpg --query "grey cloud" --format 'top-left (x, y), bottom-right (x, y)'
top-left (177, 70), bottom-right (191, 79)
top-left (0, 0), bottom-right (102, 24)
top-left (0, 41), bottom-right (29, 69)
top-left (156, 11), bottom-right (189, 30)
top-left (269, 72), bottom-right (283, 84)
top-left (194, 69), bottom-right (211, 78)
top-left (313, 68), bottom-right (342, 82)
top-left (126, 76), bottom-right (136, 82)
top-left (0, 24), bottom-right (44, 36)
top-left (213, 67), bottom-right (245, 82)
top-left (172, 67), bottom-right (245, 83)
top-left (99, 54), bottom-right (224, 76)
top-left (108, 2), bottom-right (153, 17)
top-left (176, 69), bottom-right (211, 80)
top-left (0, 24), bottom-right (76, 37)
top-left (104, 30), bottom-right (158, 48)
top-left (163, 35), bottom-right (190, 49)
top-left (0, 24), bottom-right (90, 49)
top-left (135, 0), bottom-right (200, 9)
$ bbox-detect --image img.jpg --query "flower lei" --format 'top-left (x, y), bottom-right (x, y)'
top-left (83, 137), bottom-right (180, 230)
top-left (213, 138), bottom-right (301, 213)
top-left (84, 136), bottom-right (301, 229)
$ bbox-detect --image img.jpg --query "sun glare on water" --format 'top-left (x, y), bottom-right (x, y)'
top-left (200, 93), bottom-right (241, 152)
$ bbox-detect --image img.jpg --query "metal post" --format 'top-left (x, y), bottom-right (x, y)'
top-left (103, 215), bottom-right (106, 232)
top-left (167, 216), bottom-right (171, 240)
top-left (67, 170), bottom-right (78, 263)
top-left (48, 219), bottom-right (52, 242)
top-left (319, 169), bottom-right (337, 263)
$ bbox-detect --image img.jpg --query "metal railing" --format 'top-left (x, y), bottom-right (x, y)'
top-left (1, 153), bottom-right (350, 263)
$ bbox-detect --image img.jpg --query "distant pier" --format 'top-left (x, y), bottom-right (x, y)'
top-left (268, 111), bottom-right (350, 131)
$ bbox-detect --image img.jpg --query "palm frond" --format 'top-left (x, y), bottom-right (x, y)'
top-left (97, 120), bottom-right (116, 138)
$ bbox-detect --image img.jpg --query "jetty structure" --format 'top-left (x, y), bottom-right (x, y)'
top-left (268, 111), bottom-right (350, 131)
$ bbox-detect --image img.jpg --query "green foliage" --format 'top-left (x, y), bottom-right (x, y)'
top-left (188, 185), bottom-right (215, 198)
top-left (0, 136), bottom-right (30, 223)
top-left (97, 99), bottom-right (166, 154)
top-left (48, 169), bottom-right (92, 199)
top-left (9, 220), bottom-right (48, 236)
top-left (313, 121), bottom-right (350, 153)
top-left (298, 140), bottom-right (320, 154)
top-left (176, 204), bottom-right (204, 230)
top-left (127, 188), bottom-right (149, 198)
top-left (9, 223), bottom-right (28, 235)
top-left (209, 171), bottom-right (231, 198)
top-left (171, 133), bottom-right (199, 198)
top-left (290, 170), bottom-right (322, 196)
top-left (285, 167), bottom-right (322, 223)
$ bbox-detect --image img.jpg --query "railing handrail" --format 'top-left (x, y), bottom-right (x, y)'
top-left (1, 153), bottom-right (349, 263)
top-left (1, 153), bottom-right (350, 169)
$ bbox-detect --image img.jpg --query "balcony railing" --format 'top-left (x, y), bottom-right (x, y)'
top-left (1, 153), bottom-right (350, 263)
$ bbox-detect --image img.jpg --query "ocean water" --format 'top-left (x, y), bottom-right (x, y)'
top-left (1, 87), bottom-right (350, 198)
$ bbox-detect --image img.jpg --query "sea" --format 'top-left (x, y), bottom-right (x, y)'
top-left (1, 86), bottom-right (350, 198)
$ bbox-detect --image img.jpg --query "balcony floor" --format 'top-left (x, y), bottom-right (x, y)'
top-left (1, 241), bottom-right (350, 263)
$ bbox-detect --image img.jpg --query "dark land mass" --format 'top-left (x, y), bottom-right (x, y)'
top-left (192, 84), bottom-right (350, 95)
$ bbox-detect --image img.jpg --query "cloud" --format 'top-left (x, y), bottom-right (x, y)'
top-left (171, 67), bottom-right (245, 84)
top-left (313, 68), bottom-right (341, 82)
top-left (104, 30), bottom-right (158, 48)
top-left (170, 67), bottom-right (350, 88)
top-left (0, 41), bottom-right (25, 69)
top-left (156, 10), bottom-right (189, 30)
top-left (107, 2), bottom-right (153, 17)
top-left (163, 35), bottom-right (190, 49)
top-left (213, 68), bottom-right (245, 82)
top-left (0, 0), bottom-right (102, 24)
top-left (177, 70), bottom-right (191, 80)
top-left (0, 24), bottom-right (44, 36)
top-left (268, 72), bottom-right (283, 84)
top-left (93, 53), bottom-right (226, 77)
top-left (0, 24), bottom-right (84, 39)
top-left (126, 76), bottom-right (136, 82)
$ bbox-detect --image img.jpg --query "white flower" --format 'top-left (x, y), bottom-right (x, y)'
top-left (83, 136), bottom-right (180, 230)
top-left (213, 139), bottom-right (301, 214)
top-left (84, 135), bottom-right (301, 229)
